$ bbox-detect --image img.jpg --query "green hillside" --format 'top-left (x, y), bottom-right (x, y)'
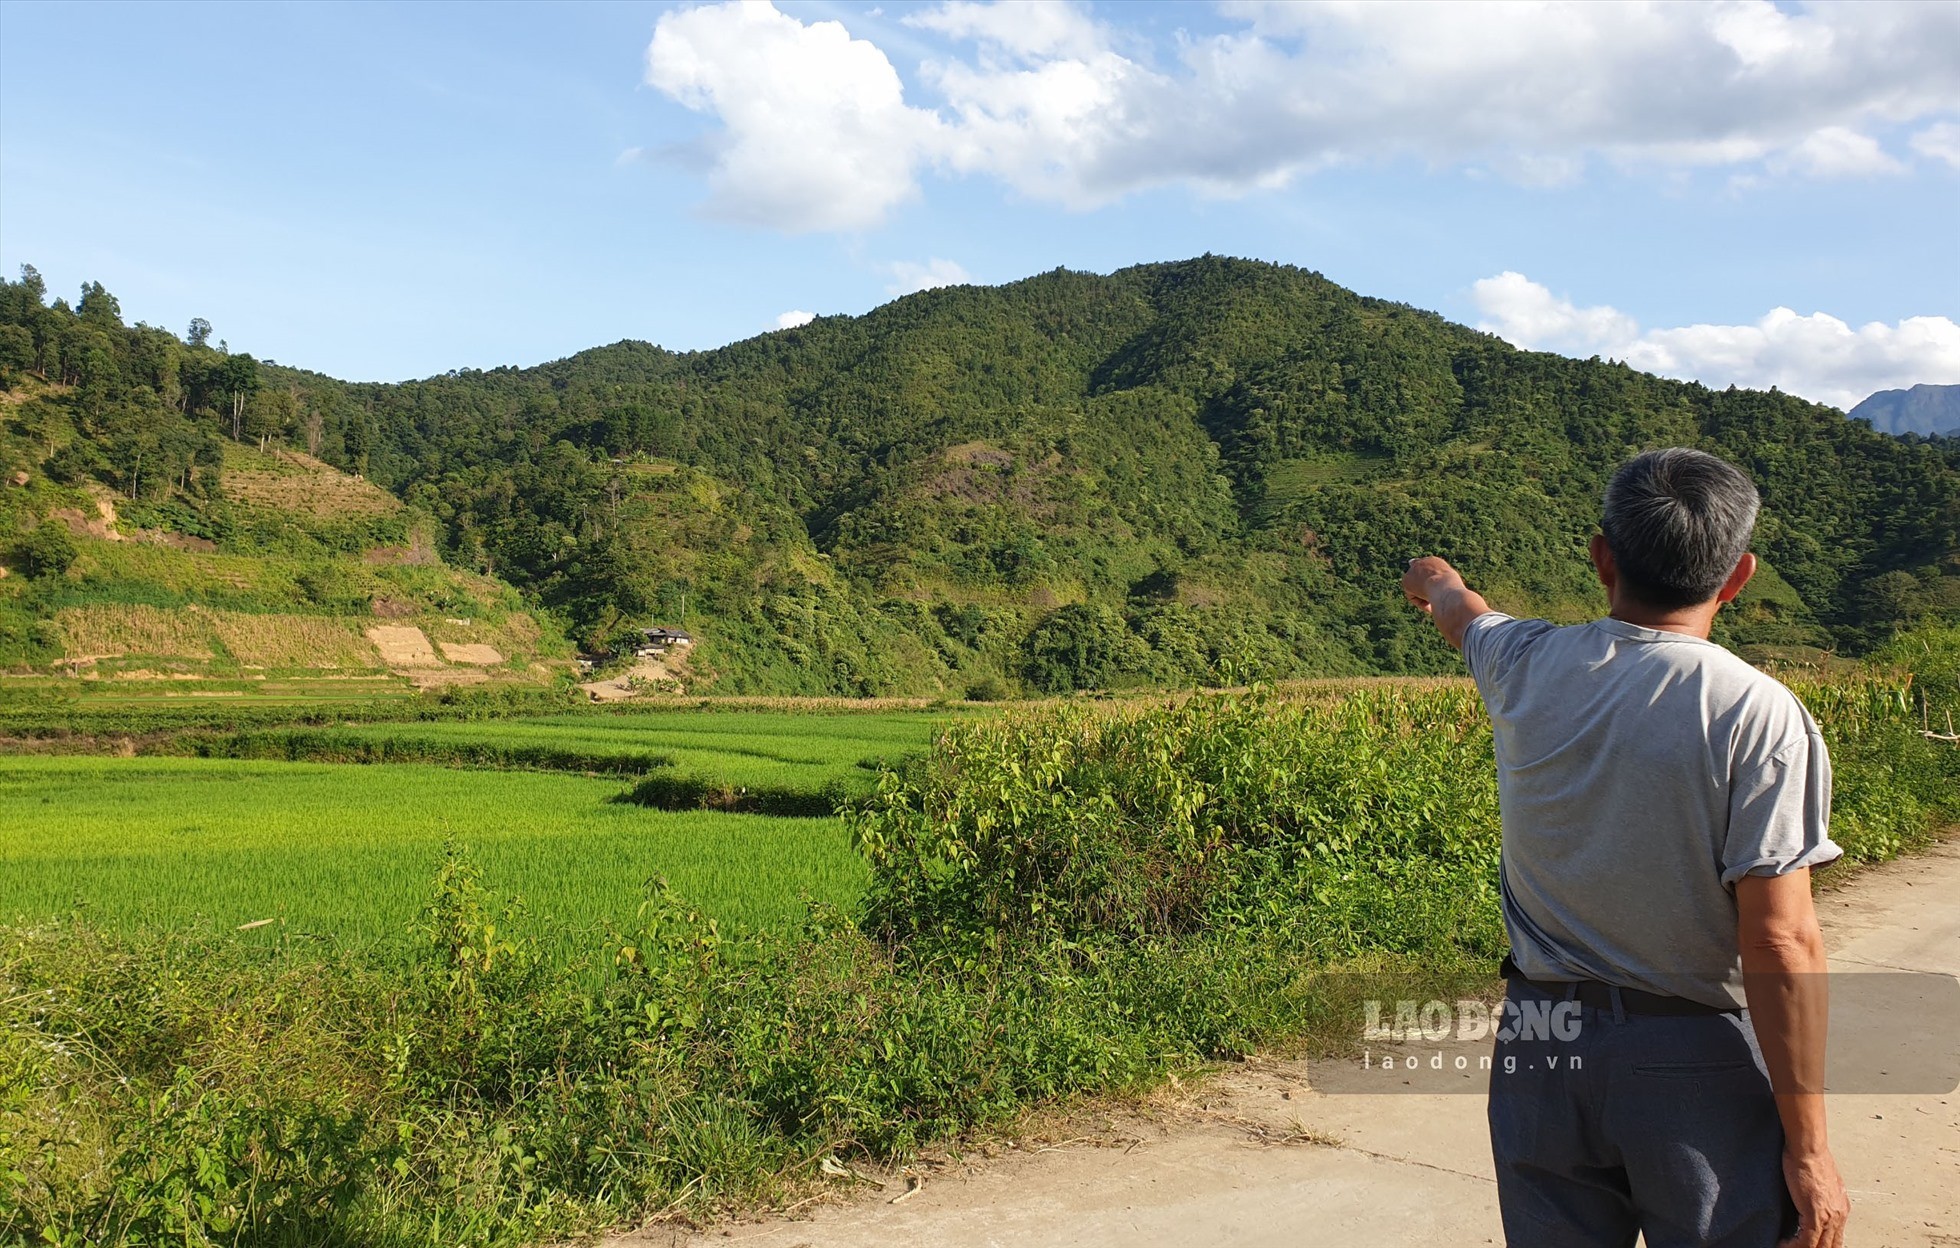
top-left (4, 258), bottom-right (1956, 695)
top-left (0, 278), bottom-right (573, 690)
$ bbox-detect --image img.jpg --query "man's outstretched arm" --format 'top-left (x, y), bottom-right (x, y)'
top-left (1401, 556), bottom-right (1492, 651)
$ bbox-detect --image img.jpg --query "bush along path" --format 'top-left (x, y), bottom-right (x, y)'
top-left (3, 643), bottom-right (1957, 1247)
top-left (623, 833), bottom-right (1960, 1248)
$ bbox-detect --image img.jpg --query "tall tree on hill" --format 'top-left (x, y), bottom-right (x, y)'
top-left (76, 281), bottom-right (122, 330)
top-left (246, 385), bottom-right (295, 451)
top-left (221, 352), bottom-right (258, 441)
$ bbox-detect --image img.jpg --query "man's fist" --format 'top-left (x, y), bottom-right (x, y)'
top-left (1402, 556), bottom-right (1461, 614)
top-left (1399, 557), bottom-right (1487, 651)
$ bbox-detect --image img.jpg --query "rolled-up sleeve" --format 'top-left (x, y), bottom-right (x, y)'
top-left (1721, 729), bottom-right (1841, 887)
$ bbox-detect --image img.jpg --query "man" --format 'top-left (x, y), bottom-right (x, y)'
top-left (1400, 448), bottom-right (1851, 1248)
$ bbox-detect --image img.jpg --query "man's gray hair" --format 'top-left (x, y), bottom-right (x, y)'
top-left (1601, 449), bottom-right (1760, 610)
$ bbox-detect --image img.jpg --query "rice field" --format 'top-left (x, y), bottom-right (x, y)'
top-left (251, 709), bottom-right (962, 794)
top-left (0, 708), bottom-right (976, 954)
top-left (0, 755), bottom-right (870, 954)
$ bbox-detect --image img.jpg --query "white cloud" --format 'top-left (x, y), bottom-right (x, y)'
top-left (885, 257), bottom-right (973, 294)
top-left (1472, 272), bottom-right (1960, 411)
top-left (1774, 126), bottom-right (1904, 178)
top-left (1470, 273), bottom-right (1643, 354)
top-left (645, 0), bottom-right (942, 231)
top-left (643, 1), bottom-right (1960, 231)
top-left (774, 309), bottom-right (816, 330)
top-left (1911, 121), bottom-right (1960, 168)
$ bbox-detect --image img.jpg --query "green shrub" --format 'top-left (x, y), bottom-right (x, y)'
top-left (961, 674), bottom-right (1013, 702)
top-left (15, 520), bottom-right (77, 579)
top-left (853, 688), bottom-right (1500, 949)
top-left (1020, 603), bottom-right (1149, 693)
top-left (161, 727), bottom-right (673, 776)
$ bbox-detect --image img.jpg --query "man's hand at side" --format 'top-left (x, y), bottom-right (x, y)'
top-left (1738, 869), bottom-right (1850, 1248)
top-left (1400, 556), bottom-right (1492, 651)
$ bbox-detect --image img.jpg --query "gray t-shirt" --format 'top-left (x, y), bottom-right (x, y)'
top-left (1463, 613), bottom-right (1841, 1008)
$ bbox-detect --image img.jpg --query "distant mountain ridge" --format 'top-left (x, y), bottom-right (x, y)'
top-left (6, 257), bottom-right (1958, 694)
top-left (1850, 384), bottom-right (1960, 438)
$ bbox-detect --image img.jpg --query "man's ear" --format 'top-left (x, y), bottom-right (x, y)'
top-left (1716, 552), bottom-right (1758, 604)
top-left (1588, 534), bottom-right (1616, 591)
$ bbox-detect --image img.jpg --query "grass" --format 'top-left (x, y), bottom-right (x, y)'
top-left (0, 756), bottom-right (868, 950)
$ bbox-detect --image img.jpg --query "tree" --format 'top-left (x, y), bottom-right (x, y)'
top-left (299, 396), bottom-right (325, 455)
top-left (77, 281), bottom-right (123, 329)
top-left (13, 397), bottom-right (62, 459)
top-left (17, 264), bottom-right (45, 306)
top-left (344, 404), bottom-right (373, 477)
top-left (127, 325), bottom-right (183, 409)
top-left (219, 352), bottom-right (259, 440)
top-left (1021, 604), bottom-right (1149, 693)
top-left (15, 521), bottom-right (78, 579)
top-left (1859, 570), bottom-right (1927, 635)
top-left (186, 318), bottom-right (212, 349)
top-left (0, 265), bottom-right (46, 324)
top-left (75, 337), bottom-right (121, 423)
top-left (0, 324), bottom-right (34, 384)
top-left (245, 385), bottom-right (296, 451)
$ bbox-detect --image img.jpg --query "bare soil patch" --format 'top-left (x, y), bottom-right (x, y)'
top-left (49, 507), bottom-right (119, 542)
top-left (364, 625), bottom-right (442, 668)
top-left (362, 530), bottom-right (439, 565)
top-left (139, 530), bottom-right (218, 552)
top-left (438, 642), bottom-right (504, 666)
top-left (579, 659), bottom-right (683, 701)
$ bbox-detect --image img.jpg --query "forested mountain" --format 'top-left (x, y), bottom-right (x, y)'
top-left (1850, 384), bottom-right (1960, 438)
top-left (5, 257), bottom-right (1957, 695)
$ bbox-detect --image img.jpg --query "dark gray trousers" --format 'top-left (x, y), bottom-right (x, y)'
top-left (1487, 979), bottom-right (1799, 1247)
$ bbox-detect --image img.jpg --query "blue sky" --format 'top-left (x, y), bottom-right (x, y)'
top-left (2, 0), bottom-right (1956, 407)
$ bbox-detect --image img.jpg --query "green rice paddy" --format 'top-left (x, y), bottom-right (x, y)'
top-left (277, 709), bottom-right (954, 793)
top-left (0, 706), bottom-right (965, 954)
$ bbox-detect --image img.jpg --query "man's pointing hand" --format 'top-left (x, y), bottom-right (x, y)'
top-left (1400, 557), bottom-right (1490, 650)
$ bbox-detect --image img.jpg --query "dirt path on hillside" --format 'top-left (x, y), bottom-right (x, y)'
top-left (618, 837), bottom-right (1960, 1248)
top-left (580, 659), bottom-right (682, 701)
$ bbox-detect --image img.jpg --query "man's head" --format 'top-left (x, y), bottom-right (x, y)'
top-left (1598, 448), bottom-right (1760, 610)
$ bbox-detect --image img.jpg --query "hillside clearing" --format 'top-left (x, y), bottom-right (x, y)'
top-left (220, 446), bottom-right (403, 518)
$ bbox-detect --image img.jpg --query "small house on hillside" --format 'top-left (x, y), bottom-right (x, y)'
top-left (635, 626), bottom-right (693, 657)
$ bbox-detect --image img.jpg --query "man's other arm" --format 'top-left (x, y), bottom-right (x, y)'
top-left (1400, 556), bottom-right (1492, 651)
top-left (1737, 869), bottom-right (1849, 1248)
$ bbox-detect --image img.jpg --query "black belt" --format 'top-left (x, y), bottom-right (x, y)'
top-left (1499, 954), bottom-right (1740, 1017)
